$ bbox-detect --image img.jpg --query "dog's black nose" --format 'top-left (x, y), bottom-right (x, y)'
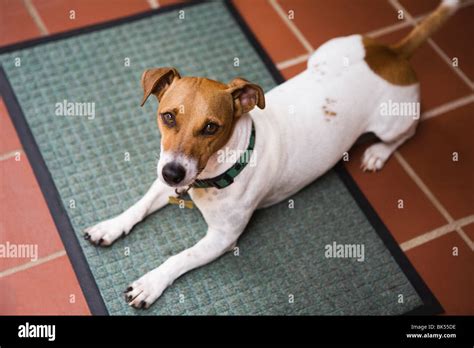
top-left (162, 162), bottom-right (186, 185)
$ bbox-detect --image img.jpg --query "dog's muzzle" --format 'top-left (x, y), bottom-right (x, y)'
top-left (162, 162), bottom-right (186, 185)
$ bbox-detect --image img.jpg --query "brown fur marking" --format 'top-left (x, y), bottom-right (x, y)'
top-left (140, 69), bottom-right (265, 172)
top-left (363, 36), bottom-right (418, 86)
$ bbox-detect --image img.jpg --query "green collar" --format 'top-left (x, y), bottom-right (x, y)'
top-left (191, 122), bottom-right (256, 190)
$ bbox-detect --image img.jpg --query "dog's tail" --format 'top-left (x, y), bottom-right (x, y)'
top-left (391, 0), bottom-right (461, 59)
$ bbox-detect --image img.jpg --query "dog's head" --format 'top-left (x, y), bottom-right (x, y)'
top-left (140, 67), bottom-right (265, 187)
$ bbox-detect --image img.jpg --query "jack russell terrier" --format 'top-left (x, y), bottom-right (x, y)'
top-left (84, 0), bottom-right (460, 309)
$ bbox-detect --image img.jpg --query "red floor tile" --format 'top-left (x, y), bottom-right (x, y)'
top-left (280, 61), bottom-right (306, 80)
top-left (0, 156), bottom-right (64, 272)
top-left (399, 0), bottom-right (439, 16)
top-left (0, 0), bottom-right (42, 47)
top-left (373, 27), bottom-right (471, 110)
top-left (32, 0), bottom-right (150, 34)
top-left (0, 98), bottom-right (22, 155)
top-left (0, 255), bottom-right (90, 315)
top-left (463, 223), bottom-right (474, 243)
top-left (233, 0), bottom-right (307, 63)
top-left (399, 103), bottom-right (474, 221)
top-left (345, 141), bottom-right (447, 245)
top-left (431, 5), bottom-right (474, 82)
top-left (278, 0), bottom-right (399, 49)
top-left (158, 0), bottom-right (187, 6)
top-left (406, 232), bottom-right (474, 315)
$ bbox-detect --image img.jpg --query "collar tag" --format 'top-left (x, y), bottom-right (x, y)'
top-left (168, 196), bottom-right (194, 209)
top-left (169, 186), bottom-right (193, 209)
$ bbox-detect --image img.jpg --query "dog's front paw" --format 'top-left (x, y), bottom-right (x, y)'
top-left (84, 216), bottom-right (131, 246)
top-left (124, 269), bottom-right (170, 309)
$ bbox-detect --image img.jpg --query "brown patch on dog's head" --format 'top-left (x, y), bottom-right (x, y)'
top-left (140, 67), bottom-right (265, 186)
top-left (141, 67), bottom-right (181, 106)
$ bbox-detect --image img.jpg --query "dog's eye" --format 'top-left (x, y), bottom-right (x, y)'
top-left (161, 112), bottom-right (176, 127)
top-left (201, 122), bottom-right (219, 135)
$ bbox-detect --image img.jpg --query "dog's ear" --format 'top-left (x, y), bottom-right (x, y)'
top-left (140, 67), bottom-right (181, 106)
top-left (226, 77), bottom-right (265, 116)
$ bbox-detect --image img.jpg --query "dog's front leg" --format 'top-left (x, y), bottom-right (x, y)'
top-left (125, 225), bottom-right (242, 309)
top-left (84, 179), bottom-right (176, 246)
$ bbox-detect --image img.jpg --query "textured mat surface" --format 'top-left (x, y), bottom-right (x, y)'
top-left (1, 1), bottom-right (424, 315)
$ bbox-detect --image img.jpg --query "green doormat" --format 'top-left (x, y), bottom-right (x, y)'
top-left (0, 1), bottom-right (441, 315)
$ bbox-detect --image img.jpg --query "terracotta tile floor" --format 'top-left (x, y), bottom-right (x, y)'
top-left (0, 153), bottom-right (64, 272)
top-left (0, 0), bottom-right (42, 46)
top-left (0, 0), bottom-right (472, 315)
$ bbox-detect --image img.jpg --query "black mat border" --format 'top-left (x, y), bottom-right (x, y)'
top-left (0, 0), bottom-right (443, 316)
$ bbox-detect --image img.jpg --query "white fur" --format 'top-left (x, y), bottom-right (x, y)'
top-left (442, 0), bottom-right (459, 10)
top-left (87, 34), bottom-right (420, 308)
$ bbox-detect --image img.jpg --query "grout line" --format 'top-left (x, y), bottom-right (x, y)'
top-left (394, 152), bottom-right (474, 251)
top-left (394, 152), bottom-right (453, 223)
top-left (0, 250), bottom-right (66, 278)
top-left (415, 0), bottom-right (474, 18)
top-left (365, 19), bottom-right (411, 38)
top-left (456, 226), bottom-right (474, 251)
top-left (388, 0), bottom-right (416, 22)
top-left (268, 0), bottom-right (314, 53)
top-left (421, 94), bottom-right (474, 120)
top-left (147, 0), bottom-right (159, 9)
top-left (388, 0), bottom-right (473, 90)
top-left (427, 38), bottom-right (474, 90)
top-left (23, 0), bottom-right (49, 36)
top-left (276, 54), bottom-right (309, 70)
top-left (0, 149), bottom-right (23, 161)
top-left (401, 215), bottom-right (474, 251)
top-left (275, 18), bottom-right (413, 70)
top-left (273, 1), bottom-right (460, 70)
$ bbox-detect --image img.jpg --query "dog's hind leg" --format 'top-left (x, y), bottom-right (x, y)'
top-left (361, 78), bottom-right (420, 172)
top-left (84, 179), bottom-right (176, 246)
top-left (361, 122), bottom-right (417, 172)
